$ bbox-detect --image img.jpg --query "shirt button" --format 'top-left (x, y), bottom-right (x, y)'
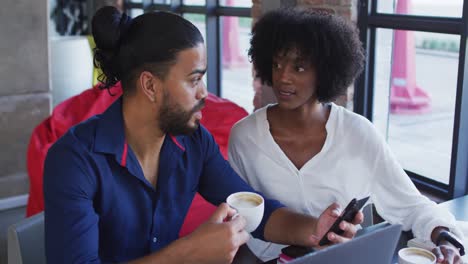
top-left (153, 237), bottom-right (157, 243)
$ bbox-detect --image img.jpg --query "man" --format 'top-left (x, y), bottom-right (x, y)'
top-left (43, 7), bottom-right (363, 263)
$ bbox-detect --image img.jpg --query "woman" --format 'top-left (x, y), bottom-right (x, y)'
top-left (228, 8), bottom-right (464, 263)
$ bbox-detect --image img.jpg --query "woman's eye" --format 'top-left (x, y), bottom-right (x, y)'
top-left (296, 66), bottom-right (305, 72)
top-left (273, 63), bottom-right (282, 69)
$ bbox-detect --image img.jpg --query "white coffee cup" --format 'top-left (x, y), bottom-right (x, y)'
top-left (398, 247), bottom-right (436, 264)
top-left (226, 192), bottom-right (264, 232)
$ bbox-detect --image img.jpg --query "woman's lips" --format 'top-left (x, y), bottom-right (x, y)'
top-left (277, 89), bottom-right (296, 99)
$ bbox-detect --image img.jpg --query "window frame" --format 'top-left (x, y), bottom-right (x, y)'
top-left (123, 0), bottom-right (252, 96)
top-left (355, 0), bottom-right (468, 199)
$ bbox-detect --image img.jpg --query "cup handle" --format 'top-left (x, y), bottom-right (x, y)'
top-left (228, 212), bottom-right (240, 221)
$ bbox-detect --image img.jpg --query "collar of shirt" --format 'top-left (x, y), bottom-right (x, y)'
top-left (93, 97), bottom-right (186, 189)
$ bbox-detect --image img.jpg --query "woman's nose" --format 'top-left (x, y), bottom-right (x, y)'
top-left (278, 67), bottom-right (293, 83)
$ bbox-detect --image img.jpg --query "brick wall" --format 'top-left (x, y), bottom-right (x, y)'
top-left (298, 0), bottom-right (358, 22)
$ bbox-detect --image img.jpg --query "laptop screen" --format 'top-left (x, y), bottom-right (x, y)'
top-left (289, 224), bottom-right (402, 264)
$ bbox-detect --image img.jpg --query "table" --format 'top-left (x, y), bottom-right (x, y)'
top-left (389, 195), bottom-right (468, 263)
top-left (233, 195), bottom-right (468, 264)
top-left (440, 194), bottom-right (468, 220)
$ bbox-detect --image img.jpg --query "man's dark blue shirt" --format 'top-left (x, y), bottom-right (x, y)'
top-left (43, 98), bottom-right (284, 263)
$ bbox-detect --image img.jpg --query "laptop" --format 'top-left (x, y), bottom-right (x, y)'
top-left (288, 224), bottom-right (402, 264)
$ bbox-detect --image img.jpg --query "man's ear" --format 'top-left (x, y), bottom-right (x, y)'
top-left (138, 71), bottom-right (161, 102)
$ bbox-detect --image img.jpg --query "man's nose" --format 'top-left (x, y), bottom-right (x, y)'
top-left (196, 80), bottom-right (208, 100)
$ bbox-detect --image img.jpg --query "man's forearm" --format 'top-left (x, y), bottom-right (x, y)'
top-left (263, 207), bottom-right (318, 246)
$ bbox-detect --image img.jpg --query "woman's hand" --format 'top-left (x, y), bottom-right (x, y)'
top-left (432, 241), bottom-right (462, 264)
top-left (310, 203), bottom-right (364, 246)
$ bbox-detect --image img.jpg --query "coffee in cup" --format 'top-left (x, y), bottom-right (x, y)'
top-left (398, 247), bottom-right (436, 264)
top-left (226, 192), bottom-right (264, 232)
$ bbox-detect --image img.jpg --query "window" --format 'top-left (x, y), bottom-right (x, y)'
top-left (356, 0), bottom-right (468, 199)
top-left (220, 16), bottom-right (254, 112)
top-left (184, 0), bottom-right (205, 5)
top-left (124, 0), bottom-right (254, 112)
top-left (377, 0), bottom-right (463, 17)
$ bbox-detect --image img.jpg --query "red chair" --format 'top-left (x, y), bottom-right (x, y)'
top-left (26, 82), bottom-right (248, 237)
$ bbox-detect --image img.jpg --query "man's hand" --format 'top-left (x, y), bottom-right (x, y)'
top-left (310, 203), bottom-right (364, 246)
top-left (432, 241), bottom-right (462, 264)
top-left (181, 203), bottom-right (250, 264)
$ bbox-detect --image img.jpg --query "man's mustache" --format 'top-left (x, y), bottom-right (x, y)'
top-left (191, 98), bottom-right (206, 113)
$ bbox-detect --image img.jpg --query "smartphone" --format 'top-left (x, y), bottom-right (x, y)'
top-left (281, 245), bottom-right (316, 258)
top-left (318, 196), bottom-right (370, 246)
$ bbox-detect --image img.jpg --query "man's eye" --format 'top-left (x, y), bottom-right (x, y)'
top-left (192, 77), bottom-right (201, 85)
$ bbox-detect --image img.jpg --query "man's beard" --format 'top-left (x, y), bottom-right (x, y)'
top-left (159, 91), bottom-right (205, 135)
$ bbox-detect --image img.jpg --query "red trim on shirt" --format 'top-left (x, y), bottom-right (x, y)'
top-left (170, 135), bottom-right (185, 151)
top-left (121, 141), bottom-right (128, 167)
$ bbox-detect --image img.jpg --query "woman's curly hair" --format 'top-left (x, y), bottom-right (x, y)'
top-left (249, 8), bottom-right (365, 103)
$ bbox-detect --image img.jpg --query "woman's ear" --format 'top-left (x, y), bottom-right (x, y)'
top-left (138, 71), bottom-right (161, 102)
